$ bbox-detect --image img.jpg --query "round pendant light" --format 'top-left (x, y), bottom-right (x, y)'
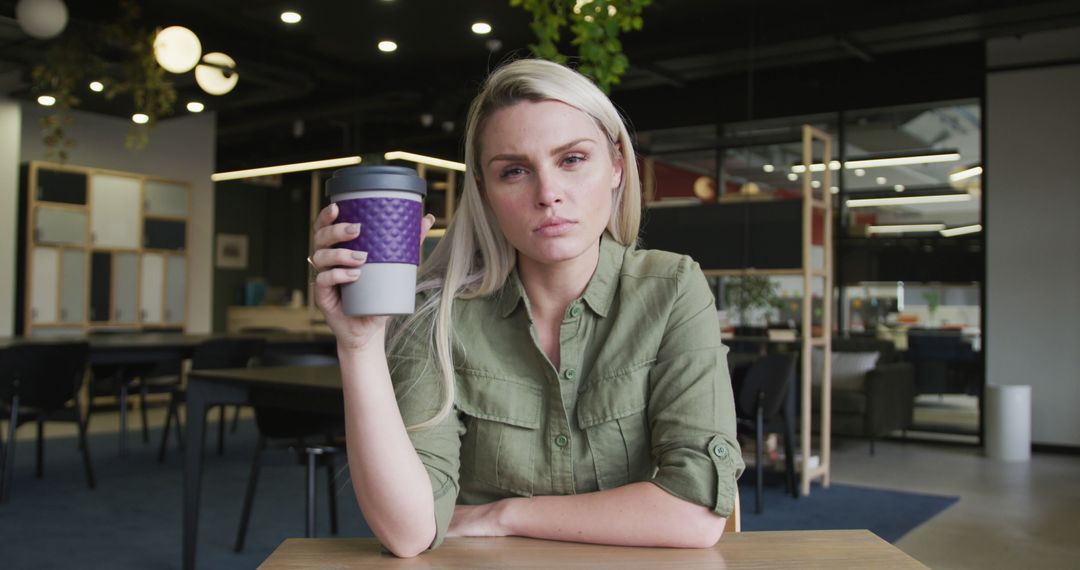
top-left (195, 52), bottom-right (239, 95)
top-left (154, 26), bottom-right (202, 73)
top-left (15, 0), bottom-right (69, 39)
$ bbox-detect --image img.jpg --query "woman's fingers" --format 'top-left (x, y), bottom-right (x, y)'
top-left (311, 248), bottom-right (367, 272)
top-left (419, 213), bottom-right (436, 241)
top-left (314, 221), bottom-right (361, 250)
top-left (313, 203), bottom-right (339, 232)
top-left (315, 267), bottom-right (361, 289)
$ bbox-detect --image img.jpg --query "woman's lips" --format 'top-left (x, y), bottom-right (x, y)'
top-left (534, 219), bottom-right (576, 237)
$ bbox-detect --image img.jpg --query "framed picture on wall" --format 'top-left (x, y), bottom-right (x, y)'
top-left (216, 233), bottom-right (249, 269)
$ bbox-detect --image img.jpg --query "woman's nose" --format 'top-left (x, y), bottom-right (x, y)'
top-left (535, 169), bottom-right (564, 207)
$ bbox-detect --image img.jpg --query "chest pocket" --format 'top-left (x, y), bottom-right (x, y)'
top-left (576, 362), bottom-right (654, 489)
top-left (456, 370), bottom-right (541, 496)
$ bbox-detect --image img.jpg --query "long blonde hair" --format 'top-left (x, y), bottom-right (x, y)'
top-left (390, 59), bottom-right (642, 430)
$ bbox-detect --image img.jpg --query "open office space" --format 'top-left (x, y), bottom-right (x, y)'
top-left (1, 1), bottom-right (1079, 568)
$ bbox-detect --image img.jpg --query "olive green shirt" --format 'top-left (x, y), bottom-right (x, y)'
top-left (389, 233), bottom-right (744, 549)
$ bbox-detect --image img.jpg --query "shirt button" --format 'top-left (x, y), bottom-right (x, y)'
top-left (555, 434), bottom-right (569, 447)
top-left (569, 305), bottom-right (583, 318)
top-left (713, 444), bottom-right (728, 458)
top-left (562, 368), bottom-right (577, 380)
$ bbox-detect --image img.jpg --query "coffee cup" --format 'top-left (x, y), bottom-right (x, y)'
top-left (325, 165), bottom-right (427, 316)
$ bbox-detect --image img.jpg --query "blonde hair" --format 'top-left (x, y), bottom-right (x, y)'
top-left (390, 59), bottom-right (642, 430)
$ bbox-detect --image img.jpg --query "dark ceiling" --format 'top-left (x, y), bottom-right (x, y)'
top-left (2, 0), bottom-right (1079, 171)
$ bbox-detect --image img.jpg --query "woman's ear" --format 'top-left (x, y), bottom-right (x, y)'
top-left (611, 142), bottom-right (625, 190)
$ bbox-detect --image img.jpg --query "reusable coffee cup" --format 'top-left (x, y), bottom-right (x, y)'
top-left (325, 165), bottom-right (427, 316)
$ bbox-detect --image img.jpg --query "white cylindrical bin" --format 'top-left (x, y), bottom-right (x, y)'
top-left (985, 384), bottom-right (1032, 462)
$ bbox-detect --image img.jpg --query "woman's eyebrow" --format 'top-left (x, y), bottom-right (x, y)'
top-left (486, 138), bottom-right (596, 167)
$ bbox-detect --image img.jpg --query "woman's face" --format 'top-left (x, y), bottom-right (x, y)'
top-left (478, 99), bottom-right (622, 269)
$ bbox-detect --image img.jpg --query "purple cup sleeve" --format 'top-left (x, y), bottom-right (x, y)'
top-left (335, 197), bottom-right (423, 265)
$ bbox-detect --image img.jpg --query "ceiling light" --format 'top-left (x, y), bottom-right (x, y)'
top-left (949, 165), bottom-right (983, 182)
top-left (847, 194), bottom-right (972, 208)
top-left (211, 156), bottom-right (362, 182)
top-left (154, 26), bottom-right (202, 74)
top-left (762, 164), bottom-right (775, 173)
top-left (844, 152), bottom-right (960, 169)
top-left (868, 223), bottom-right (947, 234)
top-left (384, 150), bottom-right (466, 172)
top-left (876, 176), bottom-right (887, 185)
top-left (830, 186), bottom-right (839, 194)
top-left (471, 22), bottom-right (492, 34)
top-left (132, 113), bottom-right (150, 124)
top-left (195, 52), bottom-right (239, 95)
top-left (37, 95), bottom-right (56, 106)
top-left (811, 180), bottom-right (821, 189)
top-left (15, 0), bottom-right (69, 39)
top-left (89, 81), bottom-right (104, 92)
top-left (940, 224), bottom-right (983, 237)
top-left (786, 172), bottom-right (798, 181)
top-left (280, 11), bottom-right (302, 24)
top-left (790, 160), bottom-right (841, 174)
top-left (378, 40), bottom-right (397, 53)
top-left (186, 101), bottom-right (204, 113)
top-left (854, 168), bottom-right (866, 177)
top-left (894, 184), bottom-right (905, 192)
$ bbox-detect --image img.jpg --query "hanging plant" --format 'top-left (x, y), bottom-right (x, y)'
top-left (30, 0), bottom-right (176, 160)
top-left (509, 0), bottom-right (652, 93)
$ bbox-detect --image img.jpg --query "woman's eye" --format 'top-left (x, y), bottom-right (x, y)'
top-left (500, 166), bottom-right (526, 179)
top-left (563, 153), bottom-right (587, 166)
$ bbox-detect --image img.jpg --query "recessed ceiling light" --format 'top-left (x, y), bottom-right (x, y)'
top-left (811, 180), bottom-right (821, 189)
top-left (132, 113), bottom-right (150, 124)
top-left (876, 176), bottom-right (887, 185)
top-left (378, 40), bottom-right (397, 53)
top-left (830, 186), bottom-right (839, 194)
top-left (37, 95), bottom-right (56, 106)
top-left (787, 172), bottom-right (798, 181)
top-left (471, 22), bottom-right (492, 34)
top-left (854, 168), bottom-right (866, 177)
top-left (280, 11), bottom-right (302, 24)
top-left (762, 164), bottom-right (775, 173)
top-left (894, 184), bottom-right (905, 192)
top-left (186, 101), bottom-right (205, 113)
top-left (89, 81), bottom-right (104, 92)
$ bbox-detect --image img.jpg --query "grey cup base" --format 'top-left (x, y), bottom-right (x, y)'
top-left (340, 263), bottom-right (418, 316)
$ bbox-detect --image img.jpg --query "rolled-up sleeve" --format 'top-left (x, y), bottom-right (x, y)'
top-left (388, 322), bottom-right (465, 549)
top-left (647, 258), bottom-right (745, 517)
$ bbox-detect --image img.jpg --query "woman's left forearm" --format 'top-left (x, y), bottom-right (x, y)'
top-left (493, 482), bottom-right (726, 548)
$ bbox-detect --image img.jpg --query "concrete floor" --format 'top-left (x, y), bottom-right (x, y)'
top-left (9, 402), bottom-right (1080, 569)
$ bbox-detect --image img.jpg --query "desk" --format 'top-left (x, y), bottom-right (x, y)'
top-left (183, 364), bottom-right (343, 570)
top-left (0, 332), bottom-right (336, 456)
top-left (259, 531), bottom-right (928, 569)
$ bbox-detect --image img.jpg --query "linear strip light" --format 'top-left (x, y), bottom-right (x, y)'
top-left (211, 156), bottom-right (362, 181)
top-left (847, 194), bottom-right (972, 208)
top-left (940, 224), bottom-right (983, 237)
top-left (868, 223), bottom-right (946, 234)
top-left (949, 165), bottom-right (983, 182)
top-left (792, 152), bottom-right (961, 173)
top-left (384, 151), bottom-right (466, 172)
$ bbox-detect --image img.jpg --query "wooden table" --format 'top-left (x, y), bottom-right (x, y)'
top-left (183, 364), bottom-right (344, 570)
top-left (259, 531), bottom-right (928, 569)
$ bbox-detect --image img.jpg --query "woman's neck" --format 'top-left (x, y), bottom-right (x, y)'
top-left (517, 240), bottom-right (601, 320)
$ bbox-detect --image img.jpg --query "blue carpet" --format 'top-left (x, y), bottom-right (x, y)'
top-left (1, 422), bottom-right (957, 568)
top-left (0, 419), bottom-right (372, 569)
top-left (738, 469), bottom-right (959, 543)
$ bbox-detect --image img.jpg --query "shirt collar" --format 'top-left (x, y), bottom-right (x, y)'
top-left (497, 232), bottom-right (626, 319)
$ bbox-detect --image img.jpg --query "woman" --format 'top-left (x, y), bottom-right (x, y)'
top-left (310, 59), bottom-right (743, 558)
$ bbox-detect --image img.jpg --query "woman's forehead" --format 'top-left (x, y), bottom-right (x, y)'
top-left (480, 100), bottom-right (605, 154)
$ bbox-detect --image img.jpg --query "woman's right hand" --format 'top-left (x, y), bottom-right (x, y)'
top-left (311, 202), bottom-right (436, 351)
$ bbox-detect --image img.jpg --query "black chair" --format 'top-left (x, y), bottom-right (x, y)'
top-left (86, 330), bottom-right (184, 456)
top-left (158, 338), bottom-right (267, 462)
top-left (234, 352), bottom-right (344, 551)
top-left (735, 352), bottom-right (799, 514)
top-left (0, 342), bottom-right (94, 503)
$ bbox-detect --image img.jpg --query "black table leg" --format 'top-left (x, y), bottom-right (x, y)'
top-left (183, 378), bottom-right (247, 570)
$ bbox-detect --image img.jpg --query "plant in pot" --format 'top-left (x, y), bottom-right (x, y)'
top-left (723, 275), bottom-right (780, 336)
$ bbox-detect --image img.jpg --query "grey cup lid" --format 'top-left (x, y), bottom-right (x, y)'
top-left (325, 165), bottom-right (427, 197)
